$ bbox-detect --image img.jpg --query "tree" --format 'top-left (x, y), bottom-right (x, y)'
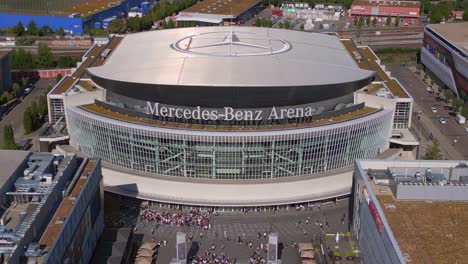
top-left (23, 107), bottom-right (34, 134)
top-left (365, 17), bottom-right (371, 26)
top-left (40, 25), bottom-right (53, 36)
top-left (21, 77), bottom-right (28, 87)
top-left (423, 139), bottom-right (443, 160)
top-left (372, 17), bottom-right (377, 26)
top-left (57, 56), bottom-right (77, 68)
top-left (353, 16), bottom-right (358, 26)
top-left (128, 17), bottom-right (142, 32)
top-left (36, 43), bottom-right (53, 68)
top-left (256, 18), bottom-right (262, 27)
top-left (12, 83), bottom-right (20, 97)
top-left (464, 7), bottom-right (468, 21)
top-left (443, 89), bottom-right (454, 102)
top-left (394, 16), bottom-right (400, 27)
top-left (38, 95), bottom-right (48, 117)
top-left (461, 105), bottom-right (468, 118)
top-left (2, 125), bottom-right (16, 150)
top-left (358, 16), bottom-right (364, 27)
top-left (56, 73), bottom-right (63, 84)
top-left (56, 27), bottom-right (65, 36)
top-left (10, 48), bottom-right (35, 70)
top-left (0, 91), bottom-right (13, 104)
top-left (452, 98), bottom-right (464, 112)
top-left (300, 24), bottom-right (305, 30)
top-left (108, 19), bottom-right (127, 34)
top-left (283, 20), bottom-right (290, 29)
top-left (319, 23), bottom-right (324, 29)
top-left (386, 16), bottom-right (392, 26)
top-left (167, 19), bottom-right (175, 28)
top-left (30, 101), bottom-right (40, 128)
top-left (27, 20), bottom-right (39, 36)
top-left (12, 22), bottom-right (25, 37)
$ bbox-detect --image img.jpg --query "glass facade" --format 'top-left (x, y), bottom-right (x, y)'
top-left (67, 106), bottom-right (393, 180)
top-left (393, 101), bottom-right (411, 129)
top-left (49, 97), bottom-right (65, 123)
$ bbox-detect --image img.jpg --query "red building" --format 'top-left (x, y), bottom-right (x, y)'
top-left (350, 0), bottom-right (420, 22)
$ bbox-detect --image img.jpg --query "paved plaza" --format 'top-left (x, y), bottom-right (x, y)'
top-left (104, 194), bottom-right (351, 263)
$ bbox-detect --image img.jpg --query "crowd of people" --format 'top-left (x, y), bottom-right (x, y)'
top-left (139, 206), bottom-right (210, 229)
top-left (249, 251), bottom-right (266, 264)
top-left (189, 251), bottom-right (234, 264)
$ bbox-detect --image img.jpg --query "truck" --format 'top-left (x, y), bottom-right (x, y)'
top-left (456, 115), bottom-right (466, 124)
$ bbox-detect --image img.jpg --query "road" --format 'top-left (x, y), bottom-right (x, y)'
top-left (386, 63), bottom-right (467, 159)
top-left (0, 78), bottom-right (54, 148)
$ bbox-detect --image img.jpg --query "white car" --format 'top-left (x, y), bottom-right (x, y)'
top-left (431, 107), bottom-right (437, 113)
top-left (426, 86), bottom-right (433, 93)
top-left (465, 127), bottom-right (468, 133)
top-left (439, 118), bottom-right (446, 124)
top-left (24, 88), bottom-right (31, 95)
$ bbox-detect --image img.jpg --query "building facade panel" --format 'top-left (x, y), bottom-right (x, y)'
top-left (67, 106), bottom-right (393, 180)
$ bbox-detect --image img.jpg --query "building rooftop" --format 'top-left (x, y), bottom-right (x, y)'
top-left (376, 195), bottom-right (468, 264)
top-left (61, 0), bottom-right (123, 17)
top-left (0, 0), bottom-right (120, 16)
top-left (79, 103), bottom-right (380, 131)
top-left (39, 159), bottom-right (96, 248)
top-left (351, 0), bottom-right (420, 8)
top-left (50, 36), bottom-right (122, 95)
top-left (427, 22), bottom-right (468, 54)
top-left (87, 28), bottom-right (375, 87)
top-left (0, 150), bottom-right (30, 185)
top-left (182, 0), bottom-right (262, 16)
top-left (357, 159), bottom-right (468, 264)
top-left (341, 39), bottom-right (410, 98)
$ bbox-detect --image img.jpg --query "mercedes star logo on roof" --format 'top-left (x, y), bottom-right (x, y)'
top-left (171, 29), bottom-right (291, 57)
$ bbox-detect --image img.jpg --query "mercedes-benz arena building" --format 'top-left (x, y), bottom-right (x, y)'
top-left (51, 27), bottom-right (408, 209)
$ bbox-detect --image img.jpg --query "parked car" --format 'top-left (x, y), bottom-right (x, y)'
top-left (465, 127), bottom-right (468, 133)
top-left (426, 86), bottom-right (433, 93)
top-left (448, 111), bottom-right (457, 117)
top-left (24, 88), bottom-right (31, 95)
top-left (436, 97), bottom-right (442, 102)
top-left (456, 115), bottom-right (466, 124)
top-left (17, 139), bottom-right (32, 150)
top-left (443, 105), bottom-right (454, 111)
top-left (439, 117), bottom-right (446, 124)
top-left (431, 107), bottom-right (437, 113)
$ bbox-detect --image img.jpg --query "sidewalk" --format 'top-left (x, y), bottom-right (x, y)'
top-left (413, 103), bottom-right (463, 160)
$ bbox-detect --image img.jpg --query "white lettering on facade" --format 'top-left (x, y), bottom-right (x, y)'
top-left (146, 102), bottom-right (319, 121)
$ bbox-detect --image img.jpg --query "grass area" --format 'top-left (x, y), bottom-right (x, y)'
top-left (378, 53), bottom-right (417, 64)
top-left (82, 103), bottom-right (379, 131)
top-left (377, 195), bottom-right (468, 264)
top-left (62, 0), bottom-right (120, 16)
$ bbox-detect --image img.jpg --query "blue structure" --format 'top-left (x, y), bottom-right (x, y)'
top-left (0, 13), bottom-right (83, 34)
top-left (0, 0), bottom-right (156, 34)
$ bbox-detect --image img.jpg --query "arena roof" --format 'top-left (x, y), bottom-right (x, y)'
top-left (427, 23), bottom-right (468, 54)
top-left (87, 27), bottom-right (375, 87)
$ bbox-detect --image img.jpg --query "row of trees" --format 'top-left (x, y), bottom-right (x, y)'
top-left (0, 78), bottom-right (29, 105)
top-left (10, 44), bottom-right (78, 70)
top-left (23, 96), bottom-right (47, 134)
top-left (10, 21), bottom-right (65, 37)
top-left (2, 125), bottom-right (16, 150)
top-left (256, 18), bottom-right (273, 28)
top-left (353, 16), bottom-right (401, 27)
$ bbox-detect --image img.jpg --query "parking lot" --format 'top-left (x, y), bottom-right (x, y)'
top-left (387, 63), bottom-right (467, 159)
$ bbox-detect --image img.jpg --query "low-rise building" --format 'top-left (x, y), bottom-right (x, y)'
top-left (350, 0), bottom-right (420, 23)
top-left (352, 159), bottom-right (468, 264)
top-left (0, 150), bottom-right (103, 264)
top-left (0, 49), bottom-right (12, 94)
top-left (421, 22), bottom-right (468, 98)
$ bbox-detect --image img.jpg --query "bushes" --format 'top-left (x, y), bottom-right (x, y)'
top-left (375, 47), bottom-right (420, 54)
